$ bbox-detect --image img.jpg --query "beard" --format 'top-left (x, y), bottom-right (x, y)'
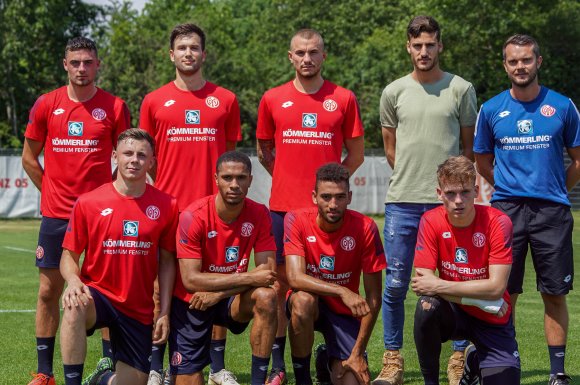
top-left (508, 68), bottom-right (538, 88)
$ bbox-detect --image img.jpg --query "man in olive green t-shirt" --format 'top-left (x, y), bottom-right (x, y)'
top-left (372, 15), bottom-right (477, 385)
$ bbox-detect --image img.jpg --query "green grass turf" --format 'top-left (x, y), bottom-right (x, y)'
top-left (0, 216), bottom-right (578, 384)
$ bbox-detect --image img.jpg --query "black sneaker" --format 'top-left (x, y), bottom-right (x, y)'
top-left (459, 345), bottom-right (479, 385)
top-left (314, 343), bottom-right (331, 385)
top-left (549, 374), bottom-right (571, 385)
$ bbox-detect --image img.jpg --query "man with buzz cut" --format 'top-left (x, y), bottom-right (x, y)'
top-left (284, 163), bottom-right (385, 385)
top-left (257, 28), bottom-right (365, 385)
top-left (139, 23), bottom-right (241, 385)
top-left (474, 34), bottom-right (580, 385)
top-left (169, 150), bottom-right (278, 385)
top-left (412, 155), bottom-right (521, 385)
top-left (21, 36), bottom-right (130, 385)
top-left (59, 128), bottom-right (179, 385)
top-left (375, 15), bottom-right (477, 385)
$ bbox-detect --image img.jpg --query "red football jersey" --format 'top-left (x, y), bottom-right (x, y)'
top-left (414, 205), bottom-right (513, 325)
top-left (174, 195), bottom-right (276, 302)
top-left (25, 87), bottom-right (130, 219)
top-left (283, 208), bottom-right (385, 316)
top-left (256, 80), bottom-right (364, 212)
top-left (63, 183), bottom-right (178, 325)
top-left (139, 81), bottom-right (242, 210)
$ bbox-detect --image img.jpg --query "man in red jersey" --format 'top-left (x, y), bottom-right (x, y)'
top-left (169, 151), bottom-right (277, 385)
top-left (256, 29), bottom-right (365, 384)
top-left (139, 24), bottom-right (242, 384)
top-left (284, 163), bottom-right (384, 385)
top-left (59, 128), bottom-right (178, 385)
top-left (21, 36), bottom-right (130, 385)
top-left (412, 156), bottom-right (520, 385)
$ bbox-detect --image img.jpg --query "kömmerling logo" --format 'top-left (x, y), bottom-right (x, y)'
top-left (185, 110), bottom-right (200, 124)
top-left (68, 121), bottom-right (83, 136)
top-left (302, 113), bottom-right (317, 128)
top-left (123, 220), bottom-right (139, 237)
top-left (319, 255), bottom-right (335, 271)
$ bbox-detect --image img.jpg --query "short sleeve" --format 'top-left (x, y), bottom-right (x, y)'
top-left (225, 96), bottom-right (242, 142)
top-left (138, 94), bottom-right (156, 136)
top-left (563, 99), bottom-right (580, 148)
top-left (459, 84), bottom-right (478, 128)
top-left (24, 95), bottom-right (49, 142)
top-left (282, 211), bottom-right (305, 257)
top-left (487, 214), bottom-right (513, 265)
top-left (474, 105), bottom-right (494, 154)
top-left (256, 94), bottom-right (275, 140)
top-left (341, 91), bottom-right (364, 139)
top-left (379, 86), bottom-right (397, 129)
top-left (62, 198), bottom-right (88, 254)
top-left (176, 210), bottom-right (204, 259)
top-left (361, 219), bottom-right (386, 273)
top-left (159, 198), bottom-right (179, 253)
top-left (113, 98), bottom-right (131, 145)
top-left (413, 216), bottom-right (439, 270)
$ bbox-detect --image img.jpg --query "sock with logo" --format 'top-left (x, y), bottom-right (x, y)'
top-left (251, 355), bottom-right (270, 385)
top-left (151, 343), bottom-right (166, 373)
top-left (102, 339), bottom-right (113, 360)
top-left (37, 337), bottom-right (55, 376)
top-left (63, 364), bottom-right (83, 385)
top-left (210, 339), bottom-right (226, 373)
top-left (548, 345), bottom-right (566, 375)
top-left (271, 336), bottom-right (287, 371)
top-left (291, 354), bottom-right (313, 385)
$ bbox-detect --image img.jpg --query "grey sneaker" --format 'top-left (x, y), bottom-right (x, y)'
top-left (549, 374), bottom-right (571, 385)
top-left (147, 370), bottom-right (163, 385)
top-left (82, 357), bottom-right (114, 385)
top-left (208, 369), bottom-right (240, 385)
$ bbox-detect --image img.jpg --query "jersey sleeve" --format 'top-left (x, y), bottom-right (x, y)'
top-left (361, 219), bottom-right (386, 273)
top-left (283, 211), bottom-right (305, 257)
top-left (342, 91), bottom-right (364, 139)
top-left (563, 99), bottom-right (580, 148)
top-left (487, 214), bottom-right (513, 265)
top-left (62, 198), bottom-right (88, 254)
top-left (459, 84), bottom-right (478, 128)
top-left (473, 105), bottom-right (494, 154)
top-left (256, 94), bottom-right (275, 140)
top-left (24, 95), bottom-right (49, 142)
top-left (225, 96), bottom-right (242, 142)
top-left (413, 216), bottom-right (439, 270)
top-left (113, 98), bottom-right (131, 145)
top-left (176, 209), bottom-right (204, 260)
top-left (138, 94), bottom-right (156, 136)
top-left (254, 205), bottom-right (276, 253)
top-left (379, 86), bottom-right (397, 129)
top-left (159, 198), bottom-right (179, 253)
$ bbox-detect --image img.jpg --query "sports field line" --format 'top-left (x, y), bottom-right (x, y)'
top-left (0, 309), bottom-right (35, 313)
top-left (3, 246), bottom-right (34, 253)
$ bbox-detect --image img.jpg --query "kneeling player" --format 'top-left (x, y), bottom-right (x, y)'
top-left (59, 129), bottom-right (179, 385)
top-left (412, 156), bottom-right (520, 385)
top-left (285, 163), bottom-right (385, 385)
top-left (169, 151), bottom-right (278, 385)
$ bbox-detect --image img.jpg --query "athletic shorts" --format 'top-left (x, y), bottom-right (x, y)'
top-left (168, 296), bottom-right (249, 375)
top-left (35, 217), bottom-right (68, 268)
top-left (492, 199), bottom-right (574, 295)
top-left (287, 292), bottom-right (361, 361)
top-left (271, 211), bottom-right (286, 265)
top-left (87, 287), bottom-right (153, 373)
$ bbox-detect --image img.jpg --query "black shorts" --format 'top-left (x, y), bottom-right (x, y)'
top-left (87, 287), bottom-right (153, 373)
top-left (168, 297), bottom-right (249, 375)
top-left (492, 199), bottom-right (574, 295)
top-left (271, 211), bottom-right (286, 265)
top-left (36, 217), bottom-right (68, 268)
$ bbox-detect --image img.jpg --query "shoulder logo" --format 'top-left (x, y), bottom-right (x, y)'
top-left (241, 222), bottom-right (254, 237)
top-left (164, 100), bottom-right (175, 107)
top-left (225, 246), bottom-right (239, 263)
top-left (68, 121), bottom-right (83, 136)
top-left (146, 205), bottom-right (160, 220)
top-left (541, 104), bottom-right (556, 117)
top-left (442, 232), bottom-right (452, 239)
top-left (302, 113), bottom-right (317, 128)
top-left (323, 99), bottom-right (338, 112)
top-left (282, 101), bottom-right (293, 108)
top-left (340, 236), bottom-right (355, 251)
top-left (100, 208), bottom-right (113, 217)
top-left (517, 120), bottom-right (533, 135)
top-left (185, 110), bottom-right (200, 124)
top-left (208, 230), bottom-right (218, 238)
top-left (123, 220), bottom-right (139, 237)
top-left (498, 110), bottom-right (510, 118)
top-left (454, 247), bottom-right (468, 264)
top-left (53, 108), bottom-right (65, 115)
top-left (91, 108), bottom-right (107, 121)
top-left (319, 255), bottom-right (335, 271)
top-left (307, 235), bottom-right (316, 242)
top-left (472, 232), bottom-right (486, 247)
top-left (206, 96), bottom-right (220, 108)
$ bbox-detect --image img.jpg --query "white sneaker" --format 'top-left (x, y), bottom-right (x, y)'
top-left (147, 370), bottom-right (163, 385)
top-left (208, 369), bottom-right (240, 385)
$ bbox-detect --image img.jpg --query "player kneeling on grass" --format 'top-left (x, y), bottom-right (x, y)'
top-left (169, 151), bottom-right (278, 385)
top-left (411, 156), bottom-right (521, 385)
top-left (284, 163), bottom-right (386, 385)
top-left (59, 128), bottom-right (179, 385)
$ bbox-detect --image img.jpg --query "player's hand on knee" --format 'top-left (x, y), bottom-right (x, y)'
top-left (189, 291), bottom-right (221, 310)
top-left (62, 279), bottom-right (92, 309)
top-left (152, 313), bottom-right (170, 344)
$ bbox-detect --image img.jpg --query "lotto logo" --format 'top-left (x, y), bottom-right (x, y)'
top-left (185, 110), bottom-right (200, 124)
top-left (454, 248), bottom-right (468, 264)
top-left (302, 113), bottom-right (317, 128)
top-left (68, 122), bottom-right (83, 136)
top-left (517, 120), bottom-right (533, 135)
top-left (225, 246), bottom-right (239, 263)
top-left (123, 221), bottom-right (139, 237)
top-left (319, 255), bottom-right (335, 271)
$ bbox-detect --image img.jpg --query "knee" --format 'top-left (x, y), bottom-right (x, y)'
top-left (253, 287), bottom-right (277, 317)
top-left (38, 280), bottom-right (62, 304)
top-left (414, 296), bottom-right (442, 327)
top-left (61, 305), bottom-right (87, 328)
top-left (290, 292), bottom-right (316, 322)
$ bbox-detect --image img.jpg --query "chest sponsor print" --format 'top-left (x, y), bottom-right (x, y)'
top-left (454, 247), bottom-right (468, 264)
top-left (517, 120), bottom-right (533, 135)
top-left (302, 113), bottom-right (317, 128)
top-left (319, 255), bottom-right (335, 271)
top-left (123, 220), bottom-right (139, 237)
top-left (185, 110), bottom-right (200, 125)
top-left (225, 246), bottom-right (239, 263)
top-left (68, 122), bottom-right (83, 136)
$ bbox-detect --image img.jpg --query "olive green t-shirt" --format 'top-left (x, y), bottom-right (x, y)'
top-left (380, 72), bottom-right (477, 203)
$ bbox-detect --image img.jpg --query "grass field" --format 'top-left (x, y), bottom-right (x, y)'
top-left (0, 216), bottom-right (578, 385)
